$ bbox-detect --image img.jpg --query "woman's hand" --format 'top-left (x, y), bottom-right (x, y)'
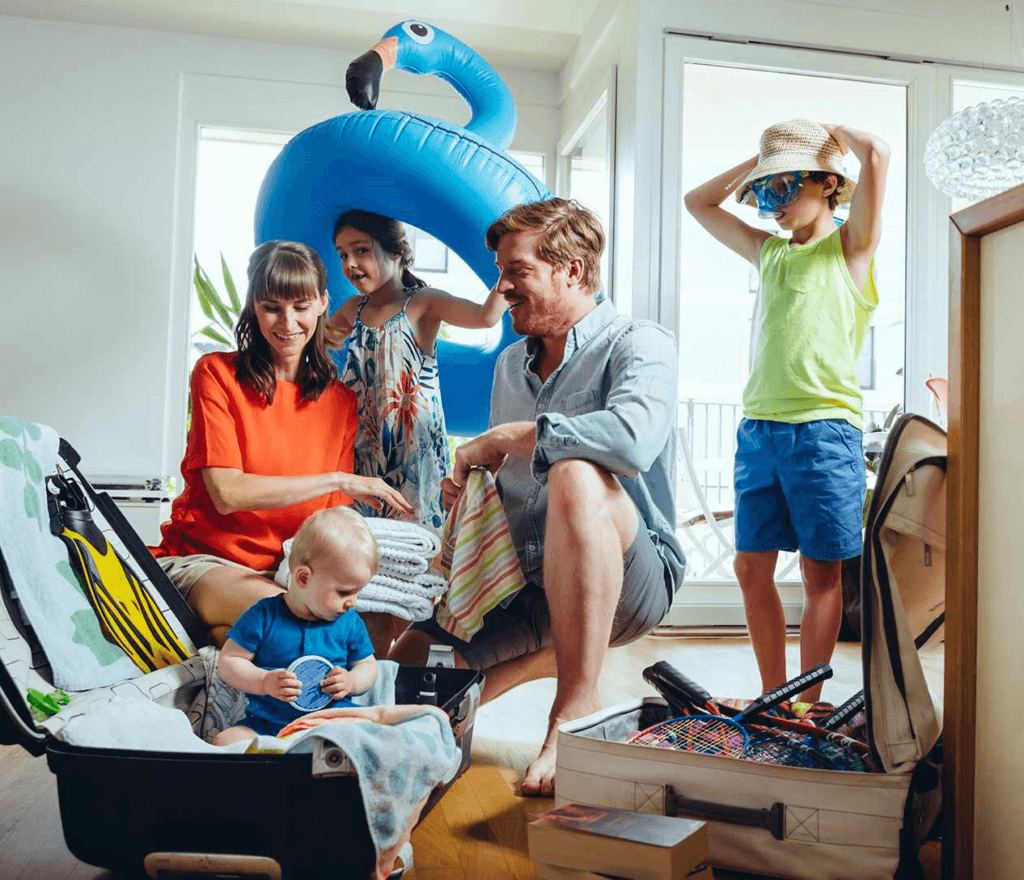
top-left (335, 473), bottom-right (414, 515)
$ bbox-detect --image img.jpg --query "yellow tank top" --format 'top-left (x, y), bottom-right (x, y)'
top-left (743, 228), bottom-right (878, 429)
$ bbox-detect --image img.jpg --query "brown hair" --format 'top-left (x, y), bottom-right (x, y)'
top-left (333, 210), bottom-right (426, 292)
top-left (807, 171), bottom-right (844, 211)
top-left (485, 198), bottom-right (605, 294)
top-left (288, 507), bottom-right (380, 581)
top-left (234, 241), bottom-right (337, 404)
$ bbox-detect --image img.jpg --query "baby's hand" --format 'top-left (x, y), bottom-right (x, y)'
top-left (322, 666), bottom-right (353, 700)
top-left (263, 669), bottom-right (302, 702)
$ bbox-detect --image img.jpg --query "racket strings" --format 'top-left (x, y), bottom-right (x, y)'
top-left (628, 713), bottom-right (872, 772)
top-left (627, 715), bottom-right (747, 756)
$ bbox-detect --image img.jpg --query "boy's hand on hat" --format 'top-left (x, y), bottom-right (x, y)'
top-left (819, 123), bottom-right (850, 155)
top-left (264, 669), bottom-right (302, 702)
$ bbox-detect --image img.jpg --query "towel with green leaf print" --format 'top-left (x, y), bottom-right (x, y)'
top-left (0, 417), bottom-right (141, 690)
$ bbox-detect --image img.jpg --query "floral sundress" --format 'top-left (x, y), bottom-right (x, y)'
top-left (341, 295), bottom-right (450, 530)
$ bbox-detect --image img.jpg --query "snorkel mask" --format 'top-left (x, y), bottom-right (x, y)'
top-left (749, 170), bottom-right (808, 219)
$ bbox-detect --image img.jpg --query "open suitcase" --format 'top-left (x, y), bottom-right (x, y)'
top-left (555, 414), bottom-right (946, 880)
top-left (0, 429), bottom-right (483, 880)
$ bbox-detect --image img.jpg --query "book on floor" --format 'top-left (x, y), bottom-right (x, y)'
top-left (527, 803), bottom-right (708, 880)
top-left (534, 864), bottom-right (628, 880)
top-left (534, 864), bottom-right (715, 879)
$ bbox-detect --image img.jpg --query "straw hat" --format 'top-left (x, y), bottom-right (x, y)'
top-left (735, 119), bottom-right (855, 206)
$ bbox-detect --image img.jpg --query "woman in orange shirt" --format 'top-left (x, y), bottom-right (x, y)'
top-left (153, 241), bottom-right (410, 646)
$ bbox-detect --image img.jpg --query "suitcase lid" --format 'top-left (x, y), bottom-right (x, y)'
top-left (0, 436), bottom-right (205, 755)
top-left (861, 413), bottom-right (946, 772)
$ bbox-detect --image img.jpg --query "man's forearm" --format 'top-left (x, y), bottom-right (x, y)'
top-left (487, 421), bottom-right (537, 459)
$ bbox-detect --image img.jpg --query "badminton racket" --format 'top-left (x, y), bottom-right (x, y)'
top-left (628, 663), bottom-right (832, 756)
top-left (642, 661), bottom-right (871, 758)
top-left (636, 664), bottom-right (871, 770)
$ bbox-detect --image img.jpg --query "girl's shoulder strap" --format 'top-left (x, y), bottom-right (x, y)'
top-left (352, 295), bottom-right (371, 323)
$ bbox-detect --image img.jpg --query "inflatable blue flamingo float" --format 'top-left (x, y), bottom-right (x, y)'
top-left (254, 20), bottom-right (552, 435)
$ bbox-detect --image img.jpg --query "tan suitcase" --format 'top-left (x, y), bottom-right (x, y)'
top-left (556, 415), bottom-right (946, 880)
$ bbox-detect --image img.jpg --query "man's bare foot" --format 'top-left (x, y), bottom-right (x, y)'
top-left (521, 694), bottom-right (602, 798)
top-left (521, 739), bottom-right (557, 797)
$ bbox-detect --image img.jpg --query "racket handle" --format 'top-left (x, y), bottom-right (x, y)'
top-left (642, 662), bottom-right (713, 712)
top-left (820, 689), bottom-right (865, 731)
top-left (739, 663), bottom-right (833, 722)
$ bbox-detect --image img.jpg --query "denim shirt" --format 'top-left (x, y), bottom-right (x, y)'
top-left (490, 299), bottom-right (685, 591)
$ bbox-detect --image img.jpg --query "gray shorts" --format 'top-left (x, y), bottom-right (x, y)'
top-left (156, 554), bottom-right (274, 602)
top-left (410, 524), bottom-right (677, 670)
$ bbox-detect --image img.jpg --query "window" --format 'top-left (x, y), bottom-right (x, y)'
top-left (950, 80), bottom-right (1024, 212)
top-left (660, 37), bottom-right (921, 623)
top-left (559, 78), bottom-right (616, 304)
top-left (190, 127), bottom-right (291, 371)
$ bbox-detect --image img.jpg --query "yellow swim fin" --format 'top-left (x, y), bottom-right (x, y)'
top-left (48, 472), bottom-right (191, 673)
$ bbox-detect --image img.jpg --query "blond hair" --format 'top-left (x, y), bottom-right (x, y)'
top-left (485, 198), bottom-right (605, 295)
top-left (288, 507), bottom-right (380, 580)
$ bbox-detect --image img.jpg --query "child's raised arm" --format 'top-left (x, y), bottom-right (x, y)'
top-left (822, 124), bottom-right (890, 262)
top-left (684, 155), bottom-right (773, 268)
top-left (416, 284), bottom-right (508, 329)
top-left (326, 295), bottom-right (360, 342)
top-left (217, 638), bottom-right (302, 702)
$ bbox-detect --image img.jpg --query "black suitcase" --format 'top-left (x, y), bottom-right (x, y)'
top-left (0, 435), bottom-right (483, 879)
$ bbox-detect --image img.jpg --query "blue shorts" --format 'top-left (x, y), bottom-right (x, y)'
top-left (734, 418), bottom-right (865, 561)
top-left (237, 712), bottom-right (282, 737)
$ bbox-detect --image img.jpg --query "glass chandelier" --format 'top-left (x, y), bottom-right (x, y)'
top-left (924, 95), bottom-right (1024, 201)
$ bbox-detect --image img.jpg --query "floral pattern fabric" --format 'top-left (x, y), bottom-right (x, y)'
top-left (342, 296), bottom-right (450, 530)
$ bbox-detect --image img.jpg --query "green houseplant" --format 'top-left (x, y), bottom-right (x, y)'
top-left (192, 254), bottom-right (241, 353)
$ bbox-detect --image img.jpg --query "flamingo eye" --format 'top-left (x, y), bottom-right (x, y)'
top-left (402, 21), bottom-right (435, 45)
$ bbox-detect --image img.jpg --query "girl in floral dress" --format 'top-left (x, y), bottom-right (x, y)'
top-left (329, 210), bottom-right (507, 531)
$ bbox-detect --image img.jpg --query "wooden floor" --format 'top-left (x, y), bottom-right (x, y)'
top-left (0, 634), bottom-right (943, 880)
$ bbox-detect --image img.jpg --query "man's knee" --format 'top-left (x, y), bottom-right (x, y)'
top-left (547, 459), bottom-right (636, 547)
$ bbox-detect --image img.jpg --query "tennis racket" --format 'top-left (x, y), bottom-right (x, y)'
top-left (820, 690), bottom-right (865, 731)
top-left (641, 661), bottom-right (872, 759)
top-left (641, 661), bottom-right (716, 715)
top-left (628, 663), bottom-right (833, 757)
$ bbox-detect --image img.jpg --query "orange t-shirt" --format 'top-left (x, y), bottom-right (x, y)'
top-left (153, 352), bottom-right (358, 571)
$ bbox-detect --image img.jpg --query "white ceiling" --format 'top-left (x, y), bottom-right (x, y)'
top-left (2, 0), bottom-right (602, 72)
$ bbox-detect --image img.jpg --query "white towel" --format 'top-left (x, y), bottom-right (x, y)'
top-left (275, 517), bottom-right (446, 621)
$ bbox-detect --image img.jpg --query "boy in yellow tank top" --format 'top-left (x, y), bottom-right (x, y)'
top-left (685, 119), bottom-right (890, 701)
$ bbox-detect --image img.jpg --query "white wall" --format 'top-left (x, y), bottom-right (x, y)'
top-left (0, 15), bottom-right (559, 481)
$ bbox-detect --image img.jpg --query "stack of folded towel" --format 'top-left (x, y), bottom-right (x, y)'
top-left (276, 517), bottom-right (448, 622)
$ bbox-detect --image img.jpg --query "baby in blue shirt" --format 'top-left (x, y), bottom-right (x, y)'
top-left (213, 506), bottom-right (380, 745)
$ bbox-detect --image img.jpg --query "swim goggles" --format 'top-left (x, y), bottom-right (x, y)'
top-left (748, 170), bottom-right (808, 219)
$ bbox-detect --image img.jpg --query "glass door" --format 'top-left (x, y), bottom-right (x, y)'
top-left (661, 36), bottom-right (927, 625)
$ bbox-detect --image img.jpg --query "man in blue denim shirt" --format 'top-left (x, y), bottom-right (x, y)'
top-left (392, 199), bottom-right (684, 795)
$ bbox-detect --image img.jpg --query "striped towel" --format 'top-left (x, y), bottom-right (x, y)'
top-left (435, 468), bottom-right (526, 642)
